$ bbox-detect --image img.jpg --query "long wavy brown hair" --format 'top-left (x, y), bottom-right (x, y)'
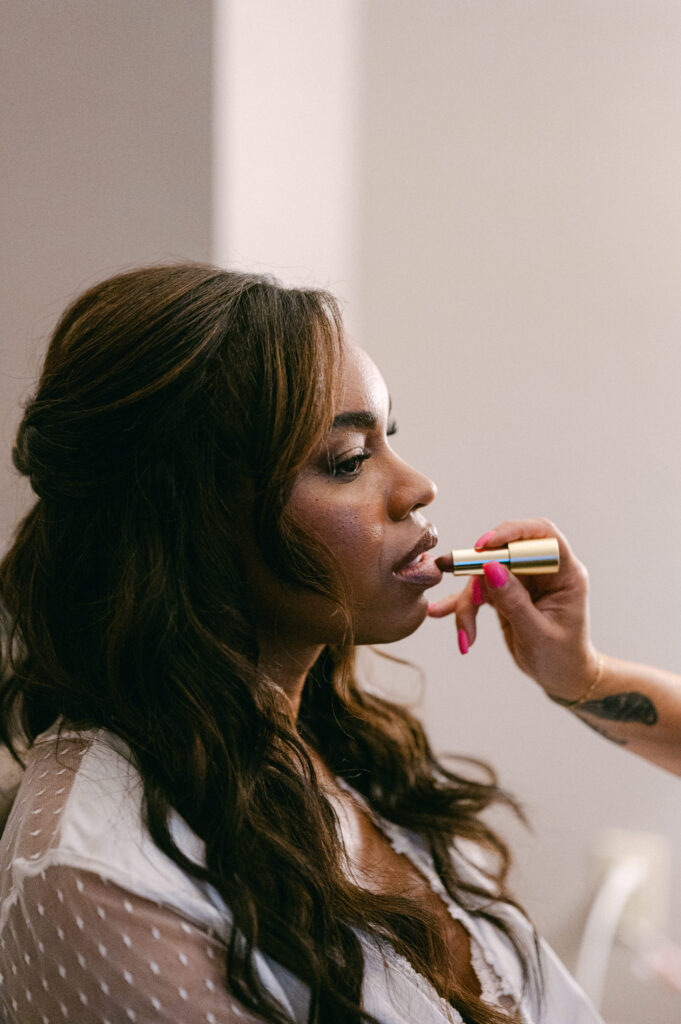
top-left (0, 263), bottom-right (538, 1023)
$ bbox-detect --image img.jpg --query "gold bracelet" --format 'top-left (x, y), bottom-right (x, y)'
top-left (561, 654), bottom-right (604, 709)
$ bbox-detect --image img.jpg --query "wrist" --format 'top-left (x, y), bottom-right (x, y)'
top-left (546, 649), bottom-right (604, 709)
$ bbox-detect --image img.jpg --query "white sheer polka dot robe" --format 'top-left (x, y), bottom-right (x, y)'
top-left (0, 731), bottom-right (266, 1023)
top-left (0, 724), bottom-right (605, 1023)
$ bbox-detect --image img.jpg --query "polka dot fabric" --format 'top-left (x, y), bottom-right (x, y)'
top-left (1, 864), bottom-right (268, 1024)
top-left (0, 724), bottom-right (606, 1024)
top-left (1, 864), bottom-right (266, 1022)
top-left (0, 733), bottom-right (265, 1022)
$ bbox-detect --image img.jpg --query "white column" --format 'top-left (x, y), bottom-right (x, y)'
top-left (213, 0), bottom-right (362, 333)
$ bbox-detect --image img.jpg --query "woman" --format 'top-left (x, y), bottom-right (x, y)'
top-left (429, 521), bottom-right (681, 777)
top-left (0, 264), bottom-right (601, 1023)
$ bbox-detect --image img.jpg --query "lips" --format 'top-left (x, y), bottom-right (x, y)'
top-left (393, 527), bottom-right (442, 587)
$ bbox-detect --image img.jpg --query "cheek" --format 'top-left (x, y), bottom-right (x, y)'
top-left (285, 491), bottom-right (426, 644)
top-left (301, 498), bottom-right (385, 575)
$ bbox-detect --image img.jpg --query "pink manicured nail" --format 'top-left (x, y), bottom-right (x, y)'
top-left (474, 530), bottom-right (496, 550)
top-left (471, 577), bottom-right (483, 606)
top-left (483, 561), bottom-right (507, 589)
top-left (458, 629), bottom-right (469, 654)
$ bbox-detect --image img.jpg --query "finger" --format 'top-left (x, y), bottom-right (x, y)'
top-left (455, 586), bottom-right (481, 650)
top-left (473, 529), bottom-right (497, 550)
top-left (428, 574), bottom-right (484, 616)
top-left (481, 561), bottom-right (546, 635)
top-left (474, 520), bottom-right (585, 596)
top-left (475, 518), bottom-right (573, 558)
top-left (428, 578), bottom-right (482, 650)
top-left (427, 592), bottom-right (460, 617)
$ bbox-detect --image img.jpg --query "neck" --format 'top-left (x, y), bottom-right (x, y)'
top-left (256, 637), bottom-right (324, 721)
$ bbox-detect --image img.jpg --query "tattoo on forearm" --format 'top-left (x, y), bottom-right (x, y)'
top-left (552, 691), bottom-right (658, 746)
top-left (577, 692), bottom-right (658, 726)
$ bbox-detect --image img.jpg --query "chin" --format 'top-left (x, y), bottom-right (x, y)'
top-left (354, 599), bottom-right (429, 645)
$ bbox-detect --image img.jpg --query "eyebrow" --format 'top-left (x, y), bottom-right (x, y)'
top-left (331, 410), bottom-right (378, 430)
top-left (330, 395), bottom-right (393, 432)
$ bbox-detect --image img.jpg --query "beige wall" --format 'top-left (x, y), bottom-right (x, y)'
top-left (359, 4), bottom-right (681, 1022)
top-left (1, 1), bottom-right (212, 543)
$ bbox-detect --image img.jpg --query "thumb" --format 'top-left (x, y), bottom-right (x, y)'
top-left (481, 561), bottom-right (545, 637)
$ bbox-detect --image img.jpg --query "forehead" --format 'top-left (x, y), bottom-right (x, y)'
top-left (337, 342), bottom-right (389, 415)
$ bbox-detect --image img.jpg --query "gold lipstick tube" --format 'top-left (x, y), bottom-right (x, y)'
top-left (450, 538), bottom-right (560, 576)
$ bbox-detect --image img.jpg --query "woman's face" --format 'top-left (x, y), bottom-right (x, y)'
top-left (249, 342), bottom-right (442, 648)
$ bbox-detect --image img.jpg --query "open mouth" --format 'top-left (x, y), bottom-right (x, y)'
top-left (393, 550), bottom-right (442, 587)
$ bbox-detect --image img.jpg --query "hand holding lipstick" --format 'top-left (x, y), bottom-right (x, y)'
top-left (429, 517), bottom-right (681, 777)
top-left (428, 518), bottom-right (598, 703)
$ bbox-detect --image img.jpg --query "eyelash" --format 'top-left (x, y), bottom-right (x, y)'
top-left (329, 422), bottom-right (398, 478)
top-left (330, 451), bottom-right (372, 478)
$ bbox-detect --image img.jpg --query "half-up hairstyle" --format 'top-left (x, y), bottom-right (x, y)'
top-left (1, 263), bottom-right (537, 1023)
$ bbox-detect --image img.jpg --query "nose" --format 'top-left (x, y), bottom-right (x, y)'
top-left (387, 454), bottom-right (438, 520)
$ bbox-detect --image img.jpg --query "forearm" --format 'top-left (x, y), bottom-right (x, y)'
top-left (554, 654), bottom-right (681, 776)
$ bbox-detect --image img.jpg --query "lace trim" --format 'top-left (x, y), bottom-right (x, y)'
top-left (334, 777), bottom-right (519, 1010)
top-left (469, 938), bottom-right (515, 1008)
top-left (365, 939), bottom-right (464, 1024)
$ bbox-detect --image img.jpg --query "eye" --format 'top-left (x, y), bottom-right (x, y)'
top-left (387, 419), bottom-right (398, 437)
top-left (330, 450), bottom-right (372, 478)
